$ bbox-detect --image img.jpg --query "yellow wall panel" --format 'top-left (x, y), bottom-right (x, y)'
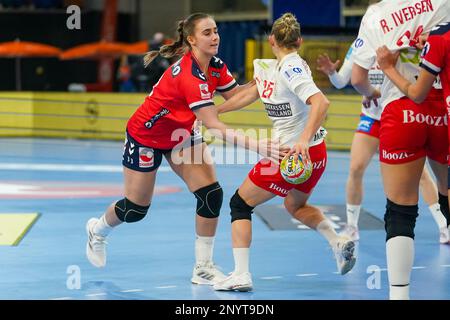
top-left (0, 92), bottom-right (362, 150)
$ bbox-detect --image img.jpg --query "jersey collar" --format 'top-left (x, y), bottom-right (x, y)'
top-left (276, 51), bottom-right (298, 70)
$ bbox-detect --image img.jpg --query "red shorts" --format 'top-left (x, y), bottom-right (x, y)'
top-left (448, 104), bottom-right (450, 165)
top-left (379, 96), bottom-right (448, 165)
top-left (356, 114), bottom-right (380, 138)
top-left (248, 142), bottom-right (327, 197)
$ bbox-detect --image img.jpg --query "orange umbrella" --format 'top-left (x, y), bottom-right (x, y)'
top-left (0, 39), bottom-right (62, 90)
top-left (60, 40), bottom-right (130, 60)
top-left (124, 40), bottom-right (149, 55)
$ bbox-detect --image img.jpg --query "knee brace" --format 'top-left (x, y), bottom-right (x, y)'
top-left (193, 182), bottom-right (223, 218)
top-left (438, 193), bottom-right (450, 227)
top-left (230, 190), bottom-right (254, 223)
top-left (115, 198), bottom-right (150, 223)
top-left (384, 198), bottom-right (418, 241)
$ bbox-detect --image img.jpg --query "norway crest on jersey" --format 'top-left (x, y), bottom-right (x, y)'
top-left (199, 83), bottom-right (211, 99)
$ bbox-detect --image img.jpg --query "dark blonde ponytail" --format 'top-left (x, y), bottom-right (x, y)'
top-left (271, 13), bottom-right (301, 50)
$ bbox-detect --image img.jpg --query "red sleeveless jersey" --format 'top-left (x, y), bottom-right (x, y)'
top-left (127, 51), bottom-right (236, 149)
top-left (419, 22), bottom-right (450, 109)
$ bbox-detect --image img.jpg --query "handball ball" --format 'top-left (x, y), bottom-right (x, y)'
top-left (280, 154), bottom-right (313, 184)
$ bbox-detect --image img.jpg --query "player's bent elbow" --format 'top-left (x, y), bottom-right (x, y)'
top-left (410, 91), bottom-right (427, 104)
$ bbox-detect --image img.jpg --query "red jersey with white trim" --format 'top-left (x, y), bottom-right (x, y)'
top-left (420, 22), bottom-right (450, 109)
top-left (127, 51), bottom-right (237, 149)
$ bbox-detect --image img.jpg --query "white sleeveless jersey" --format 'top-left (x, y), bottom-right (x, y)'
top-left (253, 52), bottom-right (326, 148)
top-left (332, 40), bottom-right (384, 120)
top-left (352, 0), bottom-right (449, 108)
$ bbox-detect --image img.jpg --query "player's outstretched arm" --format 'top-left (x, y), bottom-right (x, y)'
top-left (216, 82), bottom-right (259, 114)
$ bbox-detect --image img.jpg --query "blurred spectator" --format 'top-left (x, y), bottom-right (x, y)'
top-left (117, 55), bottom-right (136, 92)
top-left (33, 0), bottom-right (62, 9)
top-left (129, 32), bottom-right (171, 93)
top-left (0, 0), bottom-right (64, 8)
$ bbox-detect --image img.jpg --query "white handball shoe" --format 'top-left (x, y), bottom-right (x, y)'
top-left (213, 272), bottom-right (253, 292)
top-left (341, 224), bottom-right (360, 241)
top-left (332, 236), bottom-right (356, 275)
top-left (191, 261), bottom-right (226, 285)
top-left (86, 218), bottom-right (107, 268)
top-left (440, 226), bottom-right (450, 244)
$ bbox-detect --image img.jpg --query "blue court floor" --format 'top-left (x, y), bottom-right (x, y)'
top-left (0, 138), bottom-right (449, 300)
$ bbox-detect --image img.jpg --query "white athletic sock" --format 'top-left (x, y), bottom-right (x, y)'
top-left (195, 235), bottom-right (214, 265)
top-left (317, 219), bottom-right (338, 244)
top-left (386, 236), bottom-right (414, 300)
top-left (93, 215), bottom-right (113, 237)
top-left (428, 203), bottom-right (447, 229)
top-left (346, 204), bottom-right (361, 227)
top-left (233, 248), bottom-right (250, 275)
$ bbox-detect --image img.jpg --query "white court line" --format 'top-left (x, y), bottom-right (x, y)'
top-left (155, 285), bottom-right (177, 289)
top-left (50, 297), bottom-right (74, 300)
top-left (85, 293), bottom-right (107, 297)
top-left (441, 265), bottom-right (450, 268)
top-left (260, 276), bottom-right (282, 280)
top-left (333, 271), bottom-right (354, 274)
top-left (412, 266), bottom-right (426, 270)
top-left (296, 273), bottom-right (318, 277)
top-left (120, 289), bottom-right (144, 293)
top-left (0, 163), bottom-right (170, 172)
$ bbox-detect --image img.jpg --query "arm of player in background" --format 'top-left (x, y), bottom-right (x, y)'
top-left (329, 58), bottom-right (352, 89)
top-left (351, 63), bottom-right (380, 100)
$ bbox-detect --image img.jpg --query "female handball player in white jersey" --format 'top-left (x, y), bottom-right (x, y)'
top-left (212, 13), bottom-right (356, 292)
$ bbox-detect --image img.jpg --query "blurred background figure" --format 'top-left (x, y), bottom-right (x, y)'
top-left (117, 55), bottom-right (136, 92)
top-left (129, 32), bottom-right (170, 93)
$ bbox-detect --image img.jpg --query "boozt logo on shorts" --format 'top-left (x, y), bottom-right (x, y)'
top-left (403, 110), bottom-right (447, 126)
top-left (139, 147), bottom-right (154, 168)
top-left (381, 150), bottom-right (413, 161)
top-left (145, 108), bottom-right (170, 129)
top-left (269, 183), bottom-right (288, 195)
top-left (446, 96), bottom-right (450, 108)
top-left (313, 159), bottom-right (326, 170)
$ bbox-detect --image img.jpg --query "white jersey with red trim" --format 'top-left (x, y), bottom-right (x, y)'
top-left (352, 0), bottom-right (449, 108)
top-left (127, 51), bottom-right (236, 149)
top-left (253, 52), bottom-right (326, 148)
top-left (330, 39), bottom-right (384, 120)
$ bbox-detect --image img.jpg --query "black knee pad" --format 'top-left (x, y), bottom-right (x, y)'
top-left (230, 190), bottom-right (254, 222)
top-left (384, 198), bottom-right (418, 241)
top-left (193, 182), bottom-right (223, 218)
top-left (115, 198), bottom-right (150, 223)
top-left (438, 193), bottom-right (450, 227)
